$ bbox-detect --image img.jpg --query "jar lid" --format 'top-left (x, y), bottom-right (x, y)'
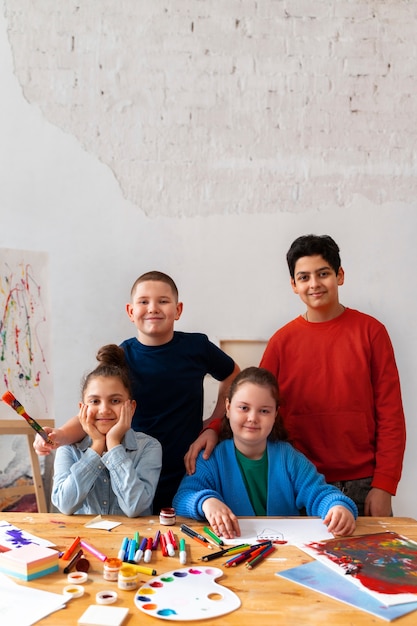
top-left (67, 571), bottom-right (88, 584)
top-left (96, 590), bottom-right (118, 605)
top-left (75, 556), bottom-right (90, 572)
top-left (119, 565), bottom-right (137, 578)
top-left (105, 557), bottom-right (122, 569)
top-left (160, 507), bottom-right (175, 515)
top-left (63, 584), bottom-right (84, 599)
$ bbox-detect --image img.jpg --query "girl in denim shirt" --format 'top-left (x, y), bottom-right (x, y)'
top-left (52, 344), bottom-right (161, 517)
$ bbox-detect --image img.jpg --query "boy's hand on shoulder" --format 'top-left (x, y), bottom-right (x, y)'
top-left (324, 506), bottom-right (356, 537)
top-left (184, 429), bottom-right (219, 474)
top-left (364, 488), bottom-right (392, 516)
top-left (202, 498), bottom-right (240, 540)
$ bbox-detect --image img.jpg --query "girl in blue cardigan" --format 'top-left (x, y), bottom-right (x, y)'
top-left (173, 367), bottom-right (357, 538)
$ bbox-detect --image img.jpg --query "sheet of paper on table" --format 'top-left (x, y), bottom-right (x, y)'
top-left (0, 572), bottom-right (66, 626)
top-left (220, 517), bottom-right (335, 545)
top-left (84, 515), bottom-right (122, 531)
top-left (0, 520), bottom-right (55, 550)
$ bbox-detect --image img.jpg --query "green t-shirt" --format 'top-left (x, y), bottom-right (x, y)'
top-left (235, 446), bottom-right (268, 516)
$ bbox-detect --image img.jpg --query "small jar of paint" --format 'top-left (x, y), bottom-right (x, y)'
top-left (118, 565), bottom-right (138, 591)
top-left (159, 507), bottom-right (176, 526)
top-left (75, 555), bottom-right (90, 572)
top-left (103, 557), bottom-right (122, 581)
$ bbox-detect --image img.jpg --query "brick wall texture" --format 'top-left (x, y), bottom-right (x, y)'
top-left (4, 1), bottom-right (417, 217)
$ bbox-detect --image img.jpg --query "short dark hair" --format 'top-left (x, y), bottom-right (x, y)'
top-left (286, 234), bottom-right (341, 279)
top-left (130, 271), bottom-right (179, 301)
top-left (219, 366), bottom-right (289, 443)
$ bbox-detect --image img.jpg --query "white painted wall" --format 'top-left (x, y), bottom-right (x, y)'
top-left (1, 4), bottom-right (416, 518)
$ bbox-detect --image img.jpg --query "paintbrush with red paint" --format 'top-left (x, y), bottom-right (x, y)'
top-left (1, 390), bottom-right (54, 444)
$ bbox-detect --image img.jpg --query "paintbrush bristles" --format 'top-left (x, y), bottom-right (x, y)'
top-left (1, 390), bottom-right (25, 413)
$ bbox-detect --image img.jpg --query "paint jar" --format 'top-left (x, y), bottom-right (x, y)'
top-left (118, 565), bottom-right (139, 591)
top-left (159, 507), bottom-right (176, 526)
top-left (103, 557), bottom-right (122, 582)
top-left (75, 556), bottom-right (90, 572)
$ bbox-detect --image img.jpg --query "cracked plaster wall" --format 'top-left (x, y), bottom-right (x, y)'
top-left (4, 1), bottom-right (417, 217)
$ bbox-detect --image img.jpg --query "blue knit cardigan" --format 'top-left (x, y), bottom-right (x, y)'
top-left (173, 439), bottom-right (358, 520)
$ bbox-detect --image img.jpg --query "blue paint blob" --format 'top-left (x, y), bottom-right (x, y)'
top-left (157, 609), bottom-right (177, 616)
top-left (136, 596), bottom-right (151, 602)
top-left (173, 571), bottom-right (188, 577)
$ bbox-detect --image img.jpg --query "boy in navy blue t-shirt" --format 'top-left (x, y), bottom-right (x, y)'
top-left (34, 271), bottom-right (240, 513)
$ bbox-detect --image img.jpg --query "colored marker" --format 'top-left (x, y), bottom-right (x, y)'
top-left (164, 532), bottom-right (175, 557)
top-left (152, 530), bottom-right (160, 550)
top-left (179, 538), bottom-right (187, 565)
top-left (160, 532), bottom-right (168, 557)
top-left (128, 564), bottom-right (157, 576)
top-left (127, 537), bottom-right (137, 562)
top-left (180, 524), bottom-right (212, 549)
top-left (203, 526), bottom-right (224, 546)
top-left (80, 539), bottom-right (107, 562)
top-left (168, 529), bottom-right (177, 550)
top-left (144, 538), bottom-right (153, 563)
top-left (62, 536), bottom-right (81, 561)
top-left (118, 537), bottom-right (129, 561)
top-left (63, 548), bottom-right (83, 574)
top-left (134, 537), bottom-right (148, 563)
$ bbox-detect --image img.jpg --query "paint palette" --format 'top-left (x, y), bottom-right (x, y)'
top-left (134, 566), bottom-right (241, 621)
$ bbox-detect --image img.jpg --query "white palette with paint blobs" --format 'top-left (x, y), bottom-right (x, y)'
top-left (134, 566), bottom-right (241, 621)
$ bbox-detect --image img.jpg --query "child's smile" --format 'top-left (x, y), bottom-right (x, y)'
top-left (226, 382), bottom-right (277, 459)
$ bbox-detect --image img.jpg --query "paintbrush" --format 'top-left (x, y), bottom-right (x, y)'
top-left (1, 390), bottom-right (55, 445)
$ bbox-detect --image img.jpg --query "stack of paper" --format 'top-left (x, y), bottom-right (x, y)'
top-left (0, 544), bottom-right (59, 580)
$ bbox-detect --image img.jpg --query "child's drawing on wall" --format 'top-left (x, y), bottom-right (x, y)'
top-left (0, 248), bottom-right (53, 511)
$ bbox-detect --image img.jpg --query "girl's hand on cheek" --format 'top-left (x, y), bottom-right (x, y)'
top-left (79, 403), bottom-right (105, 448)
top-left (106, 400), bottom-right (133, 449)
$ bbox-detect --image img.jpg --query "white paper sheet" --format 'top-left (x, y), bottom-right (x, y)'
top-left (84, 515), bottom-right (122, 531)
top-left (0, 573), bottom-right (66, 626)
top-left (220, 517), bottom-right (335, 545)
top-left (0, 520), bottom-right (55, 549)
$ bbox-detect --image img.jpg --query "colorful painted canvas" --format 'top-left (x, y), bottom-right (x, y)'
top-left (277, 560), bottom-right (417, 622)
top-left (301, 531), bottom-right (417, 606)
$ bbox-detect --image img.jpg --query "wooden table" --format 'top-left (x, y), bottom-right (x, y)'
top-left (1, 513), bottom-right (417, 625)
